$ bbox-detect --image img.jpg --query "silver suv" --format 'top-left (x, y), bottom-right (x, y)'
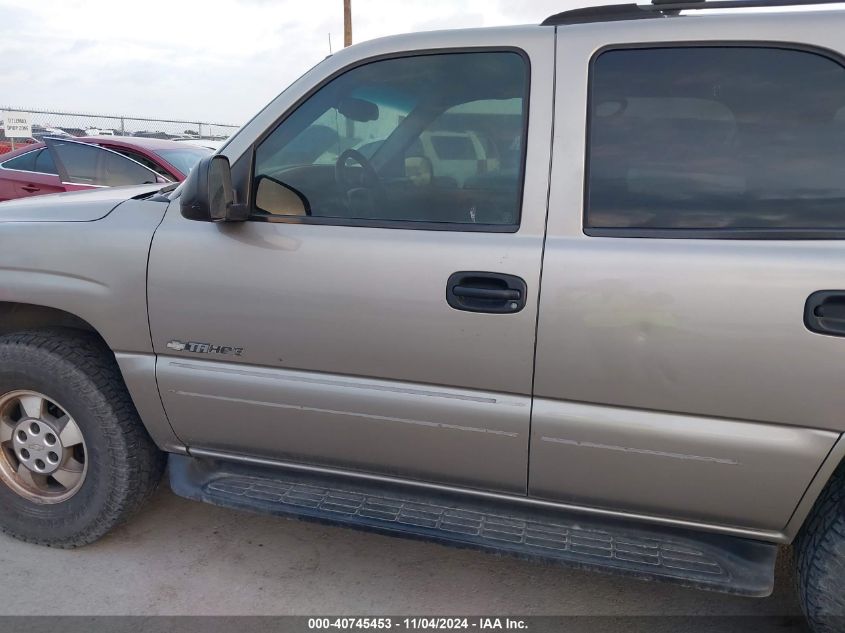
top-left (1, 1), bottom-right (844, 630)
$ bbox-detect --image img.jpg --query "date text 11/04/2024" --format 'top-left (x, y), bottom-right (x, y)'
top-left (307, 618), bottom-right (528, 630)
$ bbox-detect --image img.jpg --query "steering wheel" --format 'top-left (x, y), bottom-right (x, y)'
top-left (334, 148), bottom-right (383, 193)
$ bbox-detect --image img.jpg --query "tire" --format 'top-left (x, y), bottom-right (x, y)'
top-left (796, 461), bottom-right (845, 633)
top-left (0, 329), bottom-right (165, 547)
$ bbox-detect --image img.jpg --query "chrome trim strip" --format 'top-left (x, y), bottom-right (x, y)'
top-left (540, 435), bottom-right (740, 465)
top-left (176, 390), bottom-right (519, 437)
top-left (60, 182), bottom-right (107, 188)
top-left (169, 361), bottom-right (501, 404)
top-left (187, 446), bottom-right (789, 544)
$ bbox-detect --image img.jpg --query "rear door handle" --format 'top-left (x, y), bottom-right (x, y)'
top-left (21, 185), bottom-right (40, 193)
top-left (447, 271), bottom-right (527, 314)
top-left (805, 290), bottom-right (845, 336)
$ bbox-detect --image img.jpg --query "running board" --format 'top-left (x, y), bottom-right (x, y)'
top-left (168, 454), bottom-right (778, 597)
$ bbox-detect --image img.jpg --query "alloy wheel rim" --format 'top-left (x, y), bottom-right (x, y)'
top-left (0, 390), bottom-right (87, 503)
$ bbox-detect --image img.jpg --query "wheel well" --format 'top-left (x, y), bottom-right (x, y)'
top-left (0, 303), bottom-right (109, 349)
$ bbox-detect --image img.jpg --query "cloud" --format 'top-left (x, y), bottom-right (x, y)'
top-left (0, 0), bottom-right (585, 123)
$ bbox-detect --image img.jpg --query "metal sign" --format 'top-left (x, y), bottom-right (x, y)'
top-left (3, 111), bottom-right (32, 138)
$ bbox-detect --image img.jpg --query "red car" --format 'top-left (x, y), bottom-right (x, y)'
top-left (0, 136), bottom-right (212, 202)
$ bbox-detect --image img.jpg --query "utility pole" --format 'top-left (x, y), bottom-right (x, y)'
top-left (344, 0), bottom-right (352, 47)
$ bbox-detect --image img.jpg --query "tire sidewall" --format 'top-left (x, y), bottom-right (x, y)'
top-left (0, 340), bottom-right (121, 543)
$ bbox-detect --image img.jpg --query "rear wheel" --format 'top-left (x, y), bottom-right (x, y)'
top-left (796, 462), bottom-right (845, 633)
top-left (0, 330), bottom-right (165, 547)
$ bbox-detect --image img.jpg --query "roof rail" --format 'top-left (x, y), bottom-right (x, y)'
top-left (542, 0), bottom-right (845, 25)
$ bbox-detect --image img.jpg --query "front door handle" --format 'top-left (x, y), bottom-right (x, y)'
top-left (447, 271), bottom-right (527, 314)
top-left (805, 290), bottom-right (845, 336)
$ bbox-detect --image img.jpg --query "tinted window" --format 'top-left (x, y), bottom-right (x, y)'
top-left (50, 140), bottom-right (159, 186)
top-left (34, 148), bottom-right (57, 175)
top-left (253, 52), bottom-right (527, 227)
top-left (109, 147), bottom-right (173, 179)
top-left (586, 47), bottom-right (845, 231)
top-left (430, 135), bottom-right (476, 160)
top-left (2, 150), bottom-right (39, 172)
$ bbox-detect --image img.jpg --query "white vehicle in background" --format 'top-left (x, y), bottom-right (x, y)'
top-left (417, 130), bottom-right (498, 186)
top-left (42, 127), bottom-right (72, 138)
top-left (354, 130), bottom-right (500, 187)
top-left (175, 138), bottom-right (226, 151)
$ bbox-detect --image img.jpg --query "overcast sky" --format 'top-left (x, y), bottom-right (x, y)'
top-left (0, 0), bottom-right (587, 125)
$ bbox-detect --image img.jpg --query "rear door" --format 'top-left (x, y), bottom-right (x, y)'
top-left (0, 148), bottom-right (64, 200)
top-left (531, 29), bottom-right (843, 531)
top-left (149, 31), bottom-right (554, 494)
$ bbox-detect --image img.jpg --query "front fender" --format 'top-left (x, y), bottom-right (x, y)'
top-left (0, 197), bottom-right (185, 452)
top-left (0, 197), bottom-right (169, 353)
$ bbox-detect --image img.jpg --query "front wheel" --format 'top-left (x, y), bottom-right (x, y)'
top-left (0, 330), bottom-right (165, 547)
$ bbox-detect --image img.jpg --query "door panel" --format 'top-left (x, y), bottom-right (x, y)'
top-left (158, 357), bottom-right (530, 491)
top-left (0, 174), bottom-right (14, 201)
top-left (12, 171), bottom-right (64, 199)
top-left (534, 239), bottom-right (845, 431)
top-left (530, 398), bottom-right (837, 529)
top-left (149, 35), bottom-right (554, 492)
top-left (531, 24), bottom-right (845, 530)
top-left (149, 216), bottom-right (542, 492)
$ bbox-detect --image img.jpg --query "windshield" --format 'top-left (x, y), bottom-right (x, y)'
top-left (154, 147), bottom-right (211, 176)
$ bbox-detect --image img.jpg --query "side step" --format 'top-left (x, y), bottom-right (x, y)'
top-left (169, 454), bottom-right (778, 597)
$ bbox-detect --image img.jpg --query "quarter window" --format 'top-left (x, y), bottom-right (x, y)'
top-left (586, 47), bottom-right (845, 233)
top-left (1, 150), bottom-right (39, 172)
top-left (253, 52), bottom-right (528, 227)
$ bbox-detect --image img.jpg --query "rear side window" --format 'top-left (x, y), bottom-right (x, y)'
top-left (586, 47), bottom-right (845, 234)
top-left (34, 148), bottom-right (57, 175)
top-left (49, 140), bottom-right (159, 186)
top-left (1, 150), bottom-right (39, 172)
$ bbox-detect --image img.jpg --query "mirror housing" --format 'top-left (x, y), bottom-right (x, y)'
top-left (180, 155), bottom-right (249, 222)
top-left (338, 97), bottom-right (379, 122)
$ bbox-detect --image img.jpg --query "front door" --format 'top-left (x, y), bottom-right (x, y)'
top-left (148, 38), bottom-right (554, 493)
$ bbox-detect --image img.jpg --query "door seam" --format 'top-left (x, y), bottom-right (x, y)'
top-left (526, 27), bottom-right (559, 496)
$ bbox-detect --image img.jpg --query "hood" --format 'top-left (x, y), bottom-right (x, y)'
top-left (0, 184), bottom-right (165, 223)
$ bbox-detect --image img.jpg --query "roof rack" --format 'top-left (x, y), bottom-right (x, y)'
top-left (542, 0), bottom-right (845, 25)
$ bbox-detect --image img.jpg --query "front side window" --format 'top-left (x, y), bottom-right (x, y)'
top-left (586, 47), bottom-right (845, 233)
top-left (253, 51), bottom-right (528, 227)
top-left (108, 147), bottom-right (174, 180)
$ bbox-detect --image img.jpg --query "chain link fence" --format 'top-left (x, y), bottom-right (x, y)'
top-left (1, 107), bottom-right (239, 154)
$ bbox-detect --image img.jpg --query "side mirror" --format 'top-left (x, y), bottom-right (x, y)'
top-left (180, 155), bottom-right (249, 222)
